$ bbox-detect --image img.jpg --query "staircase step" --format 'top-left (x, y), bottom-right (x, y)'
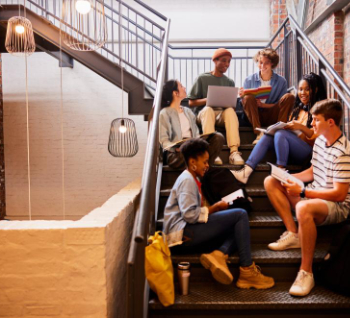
top-left (159, 186), bottom-right (274, 219)
top-left (171, 243), bottom-right (328, 266)
top-left (161, 163), bottom-right (304, 189)
top-left (219, 144), bottom-right (276, 162)
top-left (149, 281), bottom-right (350, 317)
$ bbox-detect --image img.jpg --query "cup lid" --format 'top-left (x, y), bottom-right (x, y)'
top-left (178, 261), bottom-right (190, 270)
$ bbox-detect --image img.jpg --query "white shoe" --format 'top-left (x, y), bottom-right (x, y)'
top-left (214, 156), bottom-right (223, 165)
top-left (229, 151), bottom-right (245, 165)
top-left (231, 165), bottom-right (253, 184)
top-left (268, 231), bottom-right (301, 251)
top-left (252, 132), bottom-right (264, 145)
top-left (289, 270), bottom-right (315, 296)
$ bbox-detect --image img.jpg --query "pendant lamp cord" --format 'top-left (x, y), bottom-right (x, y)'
top-left (25, 55), bottom-right (32, 220)
top-left (59, 4), bottom-right (66, 220)
top-left (119, 0), bottom-right (124, 118)
top-left (23, 0), bottom-right (32, 220)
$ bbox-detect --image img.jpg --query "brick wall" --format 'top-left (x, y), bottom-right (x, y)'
top-left (270, 0), bottom-right (350, 87)
top-left (344, 4), bottom-right (350, 86)
top-left (307, 7), bottom-right (345, 79)
top-left (270, 0), bottom-right (288, 37)
top-left (0, 54), bottom-right (5, 220)
top-left (0, 178), bottom-right (140, 318)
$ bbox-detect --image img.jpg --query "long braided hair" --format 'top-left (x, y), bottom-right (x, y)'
top-left (289, 72), bottom-right (327, 128)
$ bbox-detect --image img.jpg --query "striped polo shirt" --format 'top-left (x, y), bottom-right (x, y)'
top-left (309, 134), bottom-right (350, 208)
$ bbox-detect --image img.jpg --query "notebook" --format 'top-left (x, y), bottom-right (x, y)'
top-left (207, 86), bottom-right (239, 108)
top-left (243, 86), bottom-right (272, 100)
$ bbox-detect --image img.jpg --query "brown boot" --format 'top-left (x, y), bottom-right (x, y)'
top-left (200, 250), bottom-right (233, 285)
top-left (236, 262), bottom-right (275, 289)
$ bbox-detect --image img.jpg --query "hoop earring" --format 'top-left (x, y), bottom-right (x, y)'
top-left (191, 165), bottom-right (197, 172)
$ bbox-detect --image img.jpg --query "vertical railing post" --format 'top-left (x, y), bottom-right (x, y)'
top-left (295, 29), bottom-right (303, 83)
top-left (318, 59), bottom-right (327, 91)
top-left (284, 25), bottom-right (290, 87)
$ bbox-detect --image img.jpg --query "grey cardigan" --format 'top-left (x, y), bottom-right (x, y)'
top-left (159, 106), bottom-right (200, 152)
top-left (163, 170), bottom-right (209, 247)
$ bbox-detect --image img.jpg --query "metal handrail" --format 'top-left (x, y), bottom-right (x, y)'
top-left (289, 14), bottom-right (350, 103)
top-left (134, 0), bottom-right (168, 21)
top-left (134, 19), bottom-right (170, 242)
top-left (126, 18), bottom-right (170, 318)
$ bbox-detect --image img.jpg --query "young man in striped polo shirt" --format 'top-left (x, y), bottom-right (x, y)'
top-left (264, 99), bottom-right (350, 297)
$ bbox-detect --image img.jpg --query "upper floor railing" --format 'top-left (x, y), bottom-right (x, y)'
top-left (3, 0), bottom-right (166, 87)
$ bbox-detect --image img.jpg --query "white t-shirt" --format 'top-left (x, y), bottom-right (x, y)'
top-left (309, 134), bottom-right (350, 209)
top-left (178, 111), bottom-right (192, 138)
top-left (260, 78), bottom-right (271, 103)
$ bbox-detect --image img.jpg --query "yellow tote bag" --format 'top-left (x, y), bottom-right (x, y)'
top-left (145, 231), bottom-right (175, 307)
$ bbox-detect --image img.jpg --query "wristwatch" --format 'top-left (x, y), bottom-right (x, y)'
top-left (300, 188), bottom-right (306, 198)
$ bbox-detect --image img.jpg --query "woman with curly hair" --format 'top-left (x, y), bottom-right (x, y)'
top-left (233, 72), bottom-right (327, 184)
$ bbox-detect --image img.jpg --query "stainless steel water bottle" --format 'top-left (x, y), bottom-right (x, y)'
top-left (177, 262), bottom-right (190, 295)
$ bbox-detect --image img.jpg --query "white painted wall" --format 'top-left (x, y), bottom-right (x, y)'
top-left (2, 53), bottom-right (147, 220)
top-left (123, 0), bottom-right (270, 44)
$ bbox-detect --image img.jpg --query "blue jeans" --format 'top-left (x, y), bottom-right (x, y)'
top-left (180, 208), bottom-right (252, 267)
top-left (246, 130), bottom-right (312, 169)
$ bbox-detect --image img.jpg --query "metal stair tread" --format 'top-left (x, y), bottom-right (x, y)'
top-left (170, 243), bottom-right (329, 264)
top-left (160, 186), bottom-right (267, 197)
top-left (162, 163), bottom-right (303, 171)
top-left (149, 281), bottom-right (350, 310)
top-left (157, 212), bottom-right (292, 228)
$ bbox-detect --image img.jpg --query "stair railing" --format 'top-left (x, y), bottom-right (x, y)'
top-left (126, 17), bottom-right (170, 318)
top-left (266, 14), bottom-right (350, 139)
top-left (4, 0), bottom-right (166, 88)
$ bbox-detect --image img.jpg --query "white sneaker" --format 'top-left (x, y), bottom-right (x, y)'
top-left (252, 132), bottom-right (264, 145)
top-left (229, 151), bottom-right (245, 165)
top-left (268, 231), bottom-right (301, 251)
top-left (214, 156), bottom-right (223, 165)
top-left (231, 165), bottom-right (253, 184)
top-left (289, 270), bottom-right (315, 296)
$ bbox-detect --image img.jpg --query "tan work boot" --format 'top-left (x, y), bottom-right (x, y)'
top-left (236, 262), bottom-right (275, 289)
top-left (200, 250), bottom-right (233, 285)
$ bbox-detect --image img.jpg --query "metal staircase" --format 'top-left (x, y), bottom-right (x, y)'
top-left (1, 2), bottom-right (350, 317)
top-left (126, 12), bottom-right (350, 318)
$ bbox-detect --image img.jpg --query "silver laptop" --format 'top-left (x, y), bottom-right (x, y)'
top-left (207, 85), bottom-right (239, 108)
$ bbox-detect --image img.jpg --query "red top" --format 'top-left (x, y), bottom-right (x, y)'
top-left (193, 176), bottom-right (203, 207)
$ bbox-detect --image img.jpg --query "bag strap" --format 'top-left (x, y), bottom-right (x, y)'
top-left (149, 231), bottom-right (171, 256)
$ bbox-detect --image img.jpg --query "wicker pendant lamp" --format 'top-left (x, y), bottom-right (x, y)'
top-left (108, 0), bottom-right (138, 157)
top-left (61, 0), bottom-right (107, 51)
top-left (5, 2), bottom-right (36, 57)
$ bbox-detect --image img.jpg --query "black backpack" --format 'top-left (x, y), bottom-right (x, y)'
top-left (201, 167), bottom-right (252, 212)
top-left (314, 222), bottom-right (350, 296)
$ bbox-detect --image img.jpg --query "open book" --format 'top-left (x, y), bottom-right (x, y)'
top-left (267, 163), bottom-right (305, 189)
top-left (221, 189), bottom-right (245, 204)
top-left (163, 133), bottom-right (215, 151)
top-left (256, 121), bottom-right (301, 136)
top-left (243, 86), bottom-right (272, 100)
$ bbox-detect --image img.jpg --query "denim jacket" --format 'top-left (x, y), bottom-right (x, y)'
top-left (159, 107), bottom-right (200, 152)
top-left (163, 170), bottom-right (209, 247)
top-left (243, 71), bottom-right (287, 104)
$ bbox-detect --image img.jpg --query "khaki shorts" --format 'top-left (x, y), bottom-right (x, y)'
top-left (299, 197), bottom-right (349, 226)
